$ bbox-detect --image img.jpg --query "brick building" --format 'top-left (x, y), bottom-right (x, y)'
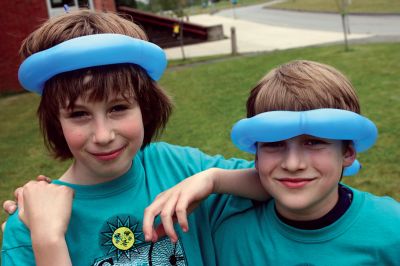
top-left (0, 1), bottom-right (222, 93)
top-left (0, 0), bottom-right (116, 93)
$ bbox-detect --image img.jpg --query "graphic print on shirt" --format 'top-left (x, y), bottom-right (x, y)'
top-left (92, 215), bottom-right (187, 266)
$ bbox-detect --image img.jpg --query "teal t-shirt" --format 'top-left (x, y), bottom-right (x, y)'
top-left (214, 186), bottom-right (400, 266)
top-left (2, 142), bottom-right (254, 266)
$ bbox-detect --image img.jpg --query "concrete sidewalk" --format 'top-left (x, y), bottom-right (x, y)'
top-left (164, 14), bottom-right (371, 60)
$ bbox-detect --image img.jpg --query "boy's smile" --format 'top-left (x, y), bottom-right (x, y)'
top-left (88, 146), bottom-right (127, 161)
top-left (256, 135), bottom-right (355, 221)
top-left (58, 94), bottom-right (144, 185)
top-left (277, 177), bottom-right (316, 189)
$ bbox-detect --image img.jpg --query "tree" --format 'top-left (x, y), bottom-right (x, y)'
top-left (335, 0), bottom-right (351, 51)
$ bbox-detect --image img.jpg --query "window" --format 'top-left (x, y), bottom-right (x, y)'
top-left (50, 0), bottom-right (75, 8)
top-left (78, 0), bottom-right (90, 8)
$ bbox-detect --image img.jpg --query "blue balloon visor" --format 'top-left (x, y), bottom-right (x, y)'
top-left (231, 109), bottom-right (378, 176)
top-left (18, 34), bottom-right (167, 95)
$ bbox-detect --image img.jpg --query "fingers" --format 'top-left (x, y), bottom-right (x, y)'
top-left (143, 187), bottom-right (196, 244)
top-left (143, 193), bottom-right (165, 242)
top-left (36, 175), bottom-right (52, 183)
top-left (175, 197), bottom-right (189, 233)
top-left (151, 227), bottom-right (159, 243)
top-left (14, 187), bottom-right (23, 202)
top-left (143, 192), bottom-right (181, 243)
top-left (17, 185), bottom-right (25, 224)
top-left (9, 177), bottom-right (50, 211)
top-left (3, 200), bottom-right (17, 215)
top-left (16, 185), bottom-right (25, 209)
top-left (159, 192), bottom-right (179, 243)
top-left (18, 180), bottom-right (41, 221)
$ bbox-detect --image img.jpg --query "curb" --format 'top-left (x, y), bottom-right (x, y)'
top-left (263, 7), bottom-right (400, 17)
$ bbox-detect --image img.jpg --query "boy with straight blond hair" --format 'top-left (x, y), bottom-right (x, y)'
top-left (144, 60), bottom-right (400, 265)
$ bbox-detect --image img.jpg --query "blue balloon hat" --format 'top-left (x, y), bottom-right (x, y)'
top-left (18, 34), bottom-right (167, 95)
top-left (231, 109), bottom-right (378, 176)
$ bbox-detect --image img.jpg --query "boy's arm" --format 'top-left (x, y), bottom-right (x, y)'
top-left (143, 167), bottom-right (269, 243)
top-left (212, 168), bottom-right (267, 199)
top-left (19, 181), bottom-right (73, 266)
top-left (31, 236), bottom-right (72, 266)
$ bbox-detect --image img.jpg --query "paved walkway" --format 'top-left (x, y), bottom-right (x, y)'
top-left (165, 14), bottom-right (371, 59)
top-left (164, 2), bottom-right (377, 60)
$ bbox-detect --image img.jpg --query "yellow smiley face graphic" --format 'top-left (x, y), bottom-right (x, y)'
top-left (112, 226), bottom-right (135, 250)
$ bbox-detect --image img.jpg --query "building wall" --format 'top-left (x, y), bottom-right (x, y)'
top-left (0, 0), bottom-right (48, 93)
top-left (93, 0), bottom-right (116, 12)
top-left (0, 0), bottom-right (116, 93)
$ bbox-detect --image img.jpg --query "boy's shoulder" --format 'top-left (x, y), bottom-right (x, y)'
top-left (136, 142), bottom-right (210, 174)
top-left (144, 141), bottom-right (201, 153)
top-left (355, 187), bottom-right (399, 209)
top-left (144, 141), bottom-right (252, 165)
top-left (352, 187), bottom-right (400, 223)
top-left (139, 141), bottom-right (253, 172)
top-left (145, 141), bottom-right (192, 150)
top-left (1, 212), bottom-right (35, 265)
top-left (139, 141), bottom-right (204, 160)
top-left (140, 141), bottom-right (225, 163)
top-left (2, 210), bottom-right (31, 251)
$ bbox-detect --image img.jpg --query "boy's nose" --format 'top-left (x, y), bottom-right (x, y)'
top-left (92, 119), bottom-right (115, 145)
top-left (281, 147), bottom-right (307, 172)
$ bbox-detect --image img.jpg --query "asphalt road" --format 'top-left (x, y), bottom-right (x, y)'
top-left (216, 2), bottom-right (400, 36)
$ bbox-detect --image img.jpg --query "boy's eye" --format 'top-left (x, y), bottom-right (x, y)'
top-left (259, 141), bottom-right (285, 151)
top-left (304, 139), bottom-right (328, 147)
top-left (69, 111), bottom-right (88, 118)
top-left (263, 142), bottom-right (283, 147)
top-left (110, 104), bottom-right (129, 113)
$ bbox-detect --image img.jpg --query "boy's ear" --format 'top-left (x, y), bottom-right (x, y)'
top-left (343, 143), bottom-right (357, 167)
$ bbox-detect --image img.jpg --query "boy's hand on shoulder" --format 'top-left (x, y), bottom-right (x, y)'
top-left (1, 175), bottom-right (52, 232)
top-left (143, 169), bottom-right (217, 243)
top-left (20, 180), bottom-right (74, 242)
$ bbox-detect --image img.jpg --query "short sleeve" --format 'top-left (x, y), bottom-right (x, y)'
top-left (196, 147), bottom-right (255, 232)
top-left (1, 211), bottom-right (35, 266)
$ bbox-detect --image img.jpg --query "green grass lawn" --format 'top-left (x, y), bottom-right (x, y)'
top-left (1, 42), bottom-right (399, 242)
top-left (269, 0), bottom-right (400, 14)
top-left (183, 0), bottom-right (400, 15)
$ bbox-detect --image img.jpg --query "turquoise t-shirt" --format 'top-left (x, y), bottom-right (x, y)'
top-left (214, 186), bottom-right (400, 266)
top-left (2, 142), bottom-right (254, 266)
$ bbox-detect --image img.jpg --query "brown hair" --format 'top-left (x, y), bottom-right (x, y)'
top-left (247, 60), bottom-right (360, 117)
top-left (20, 10), bottom-right (172, 160)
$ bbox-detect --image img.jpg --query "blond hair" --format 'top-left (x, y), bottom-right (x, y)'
top-left (247, 60), bottom-right (360, 117)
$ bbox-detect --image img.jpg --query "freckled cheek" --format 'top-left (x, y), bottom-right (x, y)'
top-left (256, 155), bottom-right (279, 178)
top-left (125, 124), bottom-right (143, 135)
top-left (257, 163), bottom-right (276, 194)
top-left (309, 152), bottom-right (339, 173)
top-left (62, 128), bottom-right (88, 150)
top-left (121, 119), bottom-right (145, 142)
